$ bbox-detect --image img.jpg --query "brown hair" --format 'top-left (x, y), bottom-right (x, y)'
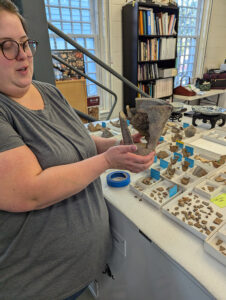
top-left (0, 0), bottom-right (28, 33)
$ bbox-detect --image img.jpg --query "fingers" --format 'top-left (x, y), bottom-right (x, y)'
top-left (124, 151), bottom-right (155, 173)
top-left (116, 144), bottom-right (137, 153)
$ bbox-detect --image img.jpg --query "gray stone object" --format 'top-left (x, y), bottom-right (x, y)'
top-left (120, 98), bottom-right (173, 155)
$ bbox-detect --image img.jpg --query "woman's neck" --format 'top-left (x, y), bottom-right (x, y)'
top-left (10, 83), bottom-right (44, 110)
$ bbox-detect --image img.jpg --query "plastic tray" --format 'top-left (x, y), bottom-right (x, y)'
top-left (204, 221), bottom-right (226, 266)
top-left (162, 188), bottom-right (226, 240)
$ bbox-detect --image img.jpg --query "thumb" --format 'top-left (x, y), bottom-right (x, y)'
top-left (120, 144), bottom-right (137, 153)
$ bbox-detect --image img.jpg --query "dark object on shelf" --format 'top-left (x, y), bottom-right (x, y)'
top-left (173, 85), bottom-right (196, 96)
top-left (169, 107), bottom-right (186, 122)
top-left (169, 111), bottom-right (183, 122)
top-left (203, 71), bottom-right (226, 89)
top-left (192, 112), bottom-right (226, 129)
top-left (195, 78), bottom-right (211, 91)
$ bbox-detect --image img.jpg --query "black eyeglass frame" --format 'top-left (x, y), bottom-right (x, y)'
top-left (0, 39), bottom-right (38, 60)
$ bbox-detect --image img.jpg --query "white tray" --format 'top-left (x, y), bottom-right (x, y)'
top-left (141, 179), bottom-right (184, 209)
top-left (162, 188), bottom-right (226, 240)
top-left (204, 221), bottom-right (226, 266)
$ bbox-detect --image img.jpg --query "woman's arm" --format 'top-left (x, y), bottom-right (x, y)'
top-left (0, 144), bottom-right (154, 213)
top-left (92, 135), bottom-right (120, 153)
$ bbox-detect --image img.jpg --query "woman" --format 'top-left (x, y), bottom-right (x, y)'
top-left (0, 1), bottom-right (155, 299)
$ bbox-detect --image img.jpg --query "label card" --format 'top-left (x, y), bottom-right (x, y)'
top-left (185, 145), bottom-right (194, 156)
top-left (176, 141), bottom-right (184, 149)
top-left (174, 152), bottom-right (182, 162)
top-left (151, 168), bottom-right (160, 180)
top-left (160, 159), bottom-right (169, 169)
top-left (183, 123), bottom-right (190, 128)
top-left (169, 185), bottom-right (178, 197)
top-left (211, 193), bottom-right (226, 208)
top-left (184, 157), bottom-right (194, 168)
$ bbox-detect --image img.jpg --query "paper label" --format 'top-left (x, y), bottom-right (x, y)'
top-left (185, 157), bottom-right (194, 168)
top-left (151, 168), bottom-right (160, 180)
top-left (174, 152), bottom-right (182, 162)
top-left (211, 193), bottom-right (226, 208)
top-left (185, 145), bottom-right (194, 156)
top-left (176, 141), bottom-right (184, 149)
top-left (183, 123), bottom-right (190, 128)
top-left (160, 159), bottom-right (169, 169)
top-left (169, 185), bottom-right (178, 198)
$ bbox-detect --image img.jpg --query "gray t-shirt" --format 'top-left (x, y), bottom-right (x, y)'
top-left (0, 81), bottom-right (111, 300)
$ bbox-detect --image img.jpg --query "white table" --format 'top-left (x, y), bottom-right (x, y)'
top-left (92, 117), bottom-right (226, 300)
top-left (174, 89), bottom-right (226, 105)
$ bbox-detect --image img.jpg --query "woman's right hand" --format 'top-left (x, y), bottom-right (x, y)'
top-left (103, 144), bottom-right (155, 173)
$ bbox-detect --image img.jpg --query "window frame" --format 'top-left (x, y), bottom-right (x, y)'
top-left (175, 0), bottom-right (209, 87)
top-left (45, 0), bottom-right (100, 98)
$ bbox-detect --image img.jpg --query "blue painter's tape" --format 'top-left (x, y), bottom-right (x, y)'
top-left (169, 185), bottom-right (178, 197)
top-left (160, 159), bottom-right (169, 169)
top-left (107, 171), bottom-right (130, 188)
top-left (102, 122), bottom-right (106, 128)
top-left (176, 141), bottom-right (184, 149)
top-left (126, 119), bottom-right (130, 126)
top-left (151, 168), bottom-right (160, 180)
top-left (183, 123), bottom-right (190, 128)
top-left (174, 152), bottom-right (182, 162)
top-left (154, 155), bottom-right (157, 163)
top-left (185, 157), bottom-right (194, 168)
top-left (185, 145), bottom-right (194, 156)
top-left (159, 136), bottom-right (164, 142)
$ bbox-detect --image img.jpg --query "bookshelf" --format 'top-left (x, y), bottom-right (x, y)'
top-left (122, 1), bottom-right (179, 111)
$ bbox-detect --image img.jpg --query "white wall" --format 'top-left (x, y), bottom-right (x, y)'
top-left (108, 0), bottom-right (127, 118)
top-left (203, 0), bottom-right (226, 107)
top-left (108, 0), bottom-right (226, 117)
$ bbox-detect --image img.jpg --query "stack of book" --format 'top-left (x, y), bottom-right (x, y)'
top-left (138, 63), bottom-right (159, 81)
top-left (138, 77), bottom-right (173, 98)
top-left (138, 7), bottom-right (177, 35)
top-left (138, 37), bottom-right (176, 61)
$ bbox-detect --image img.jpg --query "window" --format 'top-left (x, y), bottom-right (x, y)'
top-left (175, 0), bottom-right (204, 86)
top-left (44, 0), bottom-right (98, 97)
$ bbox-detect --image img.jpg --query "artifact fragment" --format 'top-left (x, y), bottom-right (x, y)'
top-left (192, 166), bottom-right (208, 177)
top-left (120, 98), bottom-right (172, 155)
top-left (171, 133), bottom-right (183, 142)
top-left (182, 160), bottom-right (190, 171)
top-left (215, 175), bottom-right (225, 182)
top-left (156, 150), bottom-right (169, 159)
top-left (169, 144), bottom-right (179, 153)
top-left (180, 176), bottom-right (190, 185)
top-left (88, 123), bottom-right (102, 132)
top-left (184, 125), bottom-right (196, 137)
top-left (110, 120), bottom-right (121, 128)
top-left (101, 128), bottom-right (114, 138)
top-left (212, 155), bottom-right (226, 168)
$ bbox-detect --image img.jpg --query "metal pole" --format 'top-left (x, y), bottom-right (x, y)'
top-left (52, 54), bottom-right (117, 120)
top-left (48, 22), bottom-right (150, 98)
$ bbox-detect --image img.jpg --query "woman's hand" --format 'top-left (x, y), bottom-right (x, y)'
top-left (103, 144), bottom-right (155, 173)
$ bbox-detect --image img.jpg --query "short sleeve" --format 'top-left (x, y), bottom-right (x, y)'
top-left (0, 113), bottom-right (25, 152)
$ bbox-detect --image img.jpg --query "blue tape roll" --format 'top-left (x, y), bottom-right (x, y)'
top-left (107, 171), bottom-right (130, 188)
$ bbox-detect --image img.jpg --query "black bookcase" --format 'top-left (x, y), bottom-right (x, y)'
top-left (122, 1), bottom-right (179, 111)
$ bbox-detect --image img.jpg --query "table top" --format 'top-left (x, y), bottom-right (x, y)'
top-left (174, 89), bottom-right (226, 101)
top-left (100, 115), bottom-right (226, 300)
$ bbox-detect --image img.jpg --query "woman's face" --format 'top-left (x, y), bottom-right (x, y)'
top-left (0, 11), bottom-right (33, 98)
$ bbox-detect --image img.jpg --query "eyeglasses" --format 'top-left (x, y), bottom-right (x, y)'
top-left (0, 39), bottom-right (38, 60)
